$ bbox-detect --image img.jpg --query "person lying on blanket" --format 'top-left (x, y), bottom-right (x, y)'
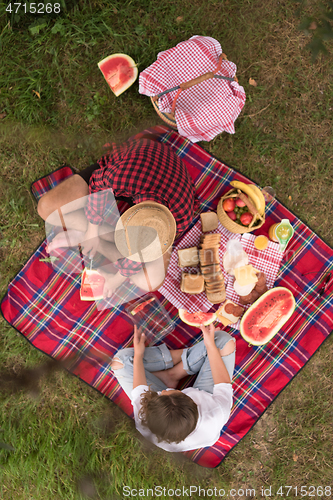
top-left (38, 135), bottom-right (196, 295)
top-left (111, 323), bottom-right (235, 452)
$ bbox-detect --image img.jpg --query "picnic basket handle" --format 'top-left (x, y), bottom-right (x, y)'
top-left (171, 54), bottom-right (225, 113)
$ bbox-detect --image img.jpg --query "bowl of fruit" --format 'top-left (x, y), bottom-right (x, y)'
top-left (217, 181), bottom-right (265, 234)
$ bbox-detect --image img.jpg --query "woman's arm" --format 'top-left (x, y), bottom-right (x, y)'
top-left (133, 326), bottom-right (147, 389)
top-left (201, 324), bottom-right (232, 385)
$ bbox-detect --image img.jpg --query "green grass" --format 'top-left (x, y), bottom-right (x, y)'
top-left (1, 0), bottom-right (333, 498)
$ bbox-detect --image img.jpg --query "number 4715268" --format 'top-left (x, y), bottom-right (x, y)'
top-left (6, 3), bottom-right (61, 14)
top-left (276, 485), bottom-right (331, 496)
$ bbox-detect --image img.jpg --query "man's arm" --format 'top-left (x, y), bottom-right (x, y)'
top-left (133, 326), bottom-right (147, 389)
top-left (205, 343), bottom-right (231, 385)
top-left (201, 324), bottom-right (232, 385)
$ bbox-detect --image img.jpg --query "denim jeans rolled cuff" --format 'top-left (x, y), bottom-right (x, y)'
top-left (180, 331), bottom-right (235, 394)
top-left (114, 343), bottom-right (173, 372)
top-left (111, 343), bottom-right (174, 400)
top-left (142, 343), bottom-right (173, 372)
top-left (181, 347), bottom-right (194, 375)
top-left (181, 331), bottom-right (235, 376)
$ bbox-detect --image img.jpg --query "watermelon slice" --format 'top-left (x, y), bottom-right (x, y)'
top-left (179, 309), bottom-right (216, 327)
top-left (240, 287), bottom-right (296, 346)
top-left (80, 269), bottom-right (105, 301)
top-left (130, 297), bottom-right (155, 316)
top-left (98, 53), bottom-right (138, 96)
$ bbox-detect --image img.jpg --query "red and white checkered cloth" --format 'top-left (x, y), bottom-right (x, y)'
top-left (139, 36), bottom-right (246, 143)
top-left (158, 222), bottom-right (283, 330)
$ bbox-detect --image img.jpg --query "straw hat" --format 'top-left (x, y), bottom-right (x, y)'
top-left (114, 201), bottom-right (176, 263)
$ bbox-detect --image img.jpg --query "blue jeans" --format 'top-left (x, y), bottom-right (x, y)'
top-left (112, 331), bottom-right (235, 400)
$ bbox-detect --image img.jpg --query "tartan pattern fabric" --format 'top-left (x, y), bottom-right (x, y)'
top-left (139, 36), bottom-right (246, 142)
top-left (2, 125), bottom-right (333, 468)
top-left (85, 138), bottom-right (196, 236)
top-left (31, 165), bottom-right (74, 201)
top-left (113, 258), bottom-right (143, 277)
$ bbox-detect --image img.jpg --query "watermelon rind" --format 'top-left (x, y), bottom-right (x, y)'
top-left (98, 53), bottom-right (138, 96)
top-left (178, 309), bottom-right (216, 327)
top-left (240, 287), bottom-right (296, 346)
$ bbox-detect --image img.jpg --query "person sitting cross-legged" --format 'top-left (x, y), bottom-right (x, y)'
top-left (37, 136), bottom-right (196, 295)
top-left (111, 323), bottom-right (235, 451)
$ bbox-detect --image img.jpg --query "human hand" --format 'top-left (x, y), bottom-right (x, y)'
top-left (200, 323), bottom-right (216, 349)
top-left (81, 234), bottom-right (100, 259)
top-left (81, 223), bottom-right (100, 258)
top-left (133, 325), bottom-right (146, 358)
top-left (97, 269), bottom-right (126, 298)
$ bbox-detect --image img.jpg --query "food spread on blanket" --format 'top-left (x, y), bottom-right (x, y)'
top-left (222, 240), bottom-right (248, 275)
top-left (178, 225), bottom-right (226, 305)
top-left (199, 233), bottom-right (226, 304)
top-left (173, 181), bottom-right (296, 331)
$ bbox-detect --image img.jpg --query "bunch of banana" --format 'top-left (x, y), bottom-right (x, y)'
top-left (230, 181), bottom-right (265, 216)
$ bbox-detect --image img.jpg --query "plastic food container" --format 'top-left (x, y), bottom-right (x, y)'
top-left (125, 293), bottom-right (175, 345)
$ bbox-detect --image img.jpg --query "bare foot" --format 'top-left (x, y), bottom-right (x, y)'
top-left (152, 368), bottom-right (179, 389)
top-left (152, 361), bottom-right (188, 389)
top-left (46, 229), bottom-right (85, 253)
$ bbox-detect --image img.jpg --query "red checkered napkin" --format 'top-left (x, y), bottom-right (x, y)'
top-left (158, 220), bottom-right (241, 313)
top-left (139, 36), bottom-right (246, 143)
top-left (225, 233), bottom-right (283, 329)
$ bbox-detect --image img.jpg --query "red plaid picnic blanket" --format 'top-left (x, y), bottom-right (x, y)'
top-left (139, 36), bottom-right (246, 142)
top-left (1, 126), bottom-right (333, 468)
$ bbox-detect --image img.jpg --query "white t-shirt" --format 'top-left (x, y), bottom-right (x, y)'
top-left (131, 384), bottom-right (233, 452)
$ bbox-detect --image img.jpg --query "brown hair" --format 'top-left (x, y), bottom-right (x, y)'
top-left (139, 389), bottom-right (198, 444)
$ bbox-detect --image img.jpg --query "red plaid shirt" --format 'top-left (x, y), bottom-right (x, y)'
top-left (85, 139), bottom-right (196, 276)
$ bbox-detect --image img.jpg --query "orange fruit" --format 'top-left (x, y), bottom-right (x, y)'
top-left (254, 235), bottom-right (269, 250)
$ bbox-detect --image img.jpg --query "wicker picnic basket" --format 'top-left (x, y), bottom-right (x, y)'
top-left (217, 189), bottom-right (265, 234)
top-left (150, 54), bottom-right (236, 131)
top-left (150, 97), bottom-right (177, 129)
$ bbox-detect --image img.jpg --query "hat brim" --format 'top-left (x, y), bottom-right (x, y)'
top-left (114, 201), bottom-right (176, 263)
